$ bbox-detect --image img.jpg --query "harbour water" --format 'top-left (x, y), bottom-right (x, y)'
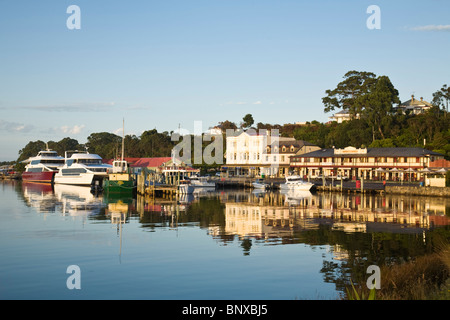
top-left (0, 180), bottom-right (449, 300)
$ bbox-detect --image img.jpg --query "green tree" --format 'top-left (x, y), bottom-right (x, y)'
top-left (356, 76), bottom-right (400, 140)
top-left (218, 120), bottom-right (237, 131)
top-left (322, 70), bottom-right (377, 117)
top-left (241, 114), bottom-right (254, 129)
top-left (432, 84), bottom-right (450, 113)
top-left (85, 132), bottom-right (122, 158)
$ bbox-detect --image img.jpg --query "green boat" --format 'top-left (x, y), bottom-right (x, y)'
top-left (103, 120), bottom-right (136, 197)
top-left (103, 160), bottom-right (136, 196)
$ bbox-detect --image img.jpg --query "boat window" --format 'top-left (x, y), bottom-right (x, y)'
top-left (61, 168), bottom-right (87, 175)
top-left (77, 159), bottom-right (102, 165)
top-left (30, 160), bottom-right (40, 165)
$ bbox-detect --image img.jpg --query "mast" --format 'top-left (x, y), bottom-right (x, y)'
top-left (121, 118), bottom-right (124, 163)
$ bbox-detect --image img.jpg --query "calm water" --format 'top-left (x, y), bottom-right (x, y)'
top-left (0, 180), bottom-right (449, 300)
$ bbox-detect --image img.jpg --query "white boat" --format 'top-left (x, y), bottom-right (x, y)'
top-left (54, 150), bottom-right (112, 186)
top-left (279, 175), bottom-right (314, 191)
top-left (252, 179), bottom-right (268, 190)
top-left (189, 175), bottom-right (216, 188)
top-left (178, 180), bottom-right (194, 194)
top-left (21, 149), bottom-right (65, 183)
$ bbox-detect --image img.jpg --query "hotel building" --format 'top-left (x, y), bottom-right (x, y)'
top-left (289, 146), bottom-right (445, 182)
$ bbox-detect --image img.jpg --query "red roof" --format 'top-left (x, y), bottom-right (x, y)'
top-left (103, 157), bottom-right (172, 168)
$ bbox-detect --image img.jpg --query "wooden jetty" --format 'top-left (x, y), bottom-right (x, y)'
top-left (136, 172), bottom-right (178, 198)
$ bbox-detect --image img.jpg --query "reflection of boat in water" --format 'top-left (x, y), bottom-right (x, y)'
top-left (280, 189), bottom-right (313, 206)
top-left (21, 181), bottom-right (57, 212)
top-left (279, 175), bottom-right (314, 191)
top-left (252, 179), bottom-right (268, 190)
top-left (53, 184), bottom-right (104, 216)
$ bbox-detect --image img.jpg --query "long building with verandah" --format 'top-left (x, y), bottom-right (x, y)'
top-left (289, 146), bottom-right (445, 182)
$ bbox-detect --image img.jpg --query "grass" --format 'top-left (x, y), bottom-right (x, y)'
top-left (345, 243), bottom-right (450, 300)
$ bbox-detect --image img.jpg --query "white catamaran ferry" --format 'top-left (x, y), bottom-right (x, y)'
top-left (21, 149), bottom-right (65, 183)
top-left (54, 151), bottom-right (112, 186)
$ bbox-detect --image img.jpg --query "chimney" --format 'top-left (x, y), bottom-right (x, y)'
top-left (420, 97), bottom-right (423, 101)
top-left (411, 94), bottom-right (414, 102)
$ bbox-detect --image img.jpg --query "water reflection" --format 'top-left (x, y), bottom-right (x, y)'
top-left (20, 181), bottom-right (450, 241)
top-left (17, 181), bottom-right (450, 297)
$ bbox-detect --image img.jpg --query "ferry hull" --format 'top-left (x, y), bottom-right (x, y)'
top-left (22, 171), bottom-right (56, 183)
top-left (54, 173), bottom-right (96, 186)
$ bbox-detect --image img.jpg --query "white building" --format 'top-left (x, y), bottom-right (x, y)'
top-left (224, 130), bottom-right (319, 178)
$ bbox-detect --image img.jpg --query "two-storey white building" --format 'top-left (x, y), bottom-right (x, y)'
top-left (224, 130), bottom-right (319, 178)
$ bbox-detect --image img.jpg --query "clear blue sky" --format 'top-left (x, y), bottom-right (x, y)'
top-left (1, 0), bottom-right (449, 160)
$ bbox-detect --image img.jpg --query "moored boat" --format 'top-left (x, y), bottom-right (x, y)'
top-left (21, 149), bottom-right (65, 183)
top-left (279, 175), bottom-right (315, 191)
top-left (54, 150), bottom-right (112, 186)
top-left (103, 159), bottom-right (136, 196)
top-left (103, 121), bottom-right (136, 196)
top-left (189, 175), bottom-right (216, 188)
top-left (178, 179), bottom-right (194, 194)
top-left (252, 179), bottom-right (268, 190)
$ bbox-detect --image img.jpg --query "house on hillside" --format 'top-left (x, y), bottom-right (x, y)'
top-left (328, 109), bottom-right (360, 123)
top-left (396, 95), bottom-right (433, 115)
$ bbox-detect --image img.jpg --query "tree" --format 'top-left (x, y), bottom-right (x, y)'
top-left (218, 120), bottom-right (237, 131)
top-left (322, 70), bottom-right (377, 118)
top-left (356, 76), bottom-right (400, 140)
top-left (241, 114), bottom-right (254, 129)
top-left (432, 84), bottom-right (450, 113)
top-left (85, 132), bottom-right (122, 158)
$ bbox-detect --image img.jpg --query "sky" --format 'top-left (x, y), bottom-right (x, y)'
top-left (0, 0), bottom-right (449, 161)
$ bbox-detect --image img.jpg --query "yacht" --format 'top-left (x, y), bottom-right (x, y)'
top-left (252, 179), bottom-right (268, 190)
top-left (21, 150), bottom-right (65, 183)
top-left (189, 175), bottom-right (216, 188)
top-left (54, 150), bottom-right (112, 186)
top-left (279, 175), bottom-right (315, 191)
top-left (178, 179), bottom-right (195, 194)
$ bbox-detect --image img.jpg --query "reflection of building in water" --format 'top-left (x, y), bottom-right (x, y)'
top-left (222, 191), bottom-right (449, 239)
